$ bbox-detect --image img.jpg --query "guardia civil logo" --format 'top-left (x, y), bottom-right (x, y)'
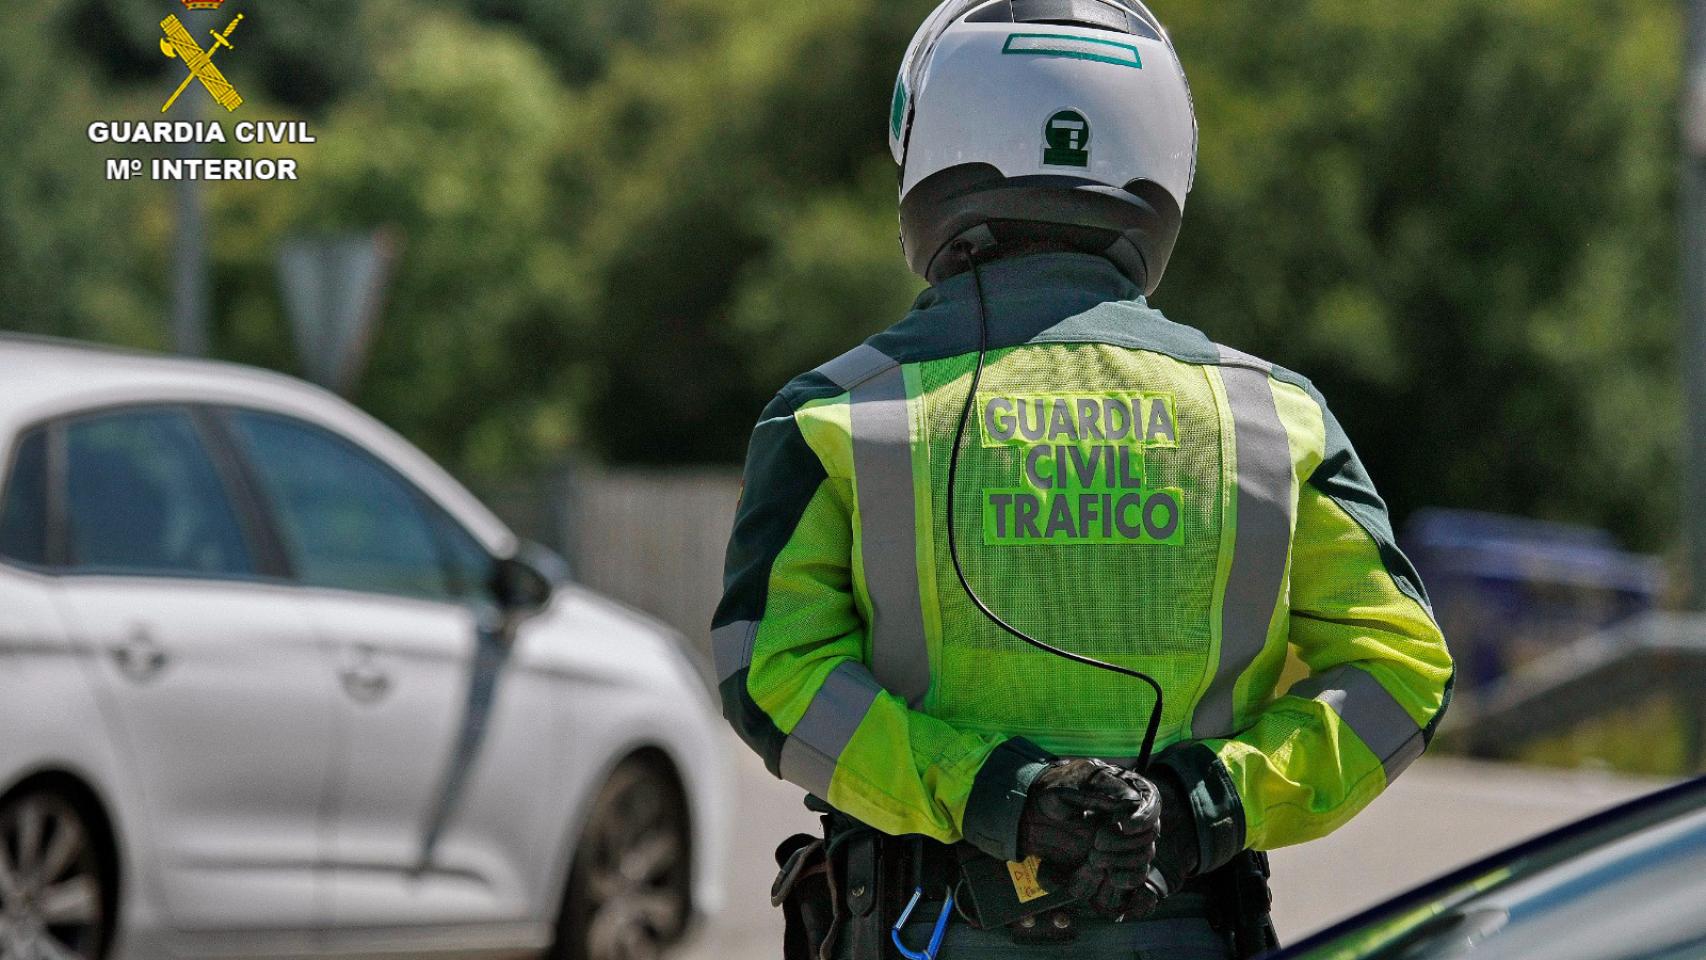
top-left (1043, 110), bottom-right (1090, 168)
top-left (89, 0), bottom-right (318, 182)
top-left (160, 0), bottom-right (245, 114)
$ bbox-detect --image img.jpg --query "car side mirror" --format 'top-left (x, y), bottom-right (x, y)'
top-left (491, 555), bottom-right (553, 614)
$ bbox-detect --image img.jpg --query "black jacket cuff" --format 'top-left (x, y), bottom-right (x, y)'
top-left (962, 737), bottom-right (1055, 862)
top-left (1154, 741), bottom-right (1247, 873)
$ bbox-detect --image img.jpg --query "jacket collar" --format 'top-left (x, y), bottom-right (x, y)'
top-left (886, 253), bottom-right (1146, 355)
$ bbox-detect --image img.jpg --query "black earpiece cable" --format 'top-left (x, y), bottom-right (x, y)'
top-left (943, 240), bottom-right (1166, 772)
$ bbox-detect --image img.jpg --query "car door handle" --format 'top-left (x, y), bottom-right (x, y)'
top-left (340, 664), bottom-right (392, 703)
top-left (111, 629), bottom-right (168, 682)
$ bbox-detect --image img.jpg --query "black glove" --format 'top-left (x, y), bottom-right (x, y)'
top-left (1017, 759), bottom-right (1161, 915)
top-left (1065, 812), bottom-right (1159, 919)
top-left (1083, 767), bottom-right (1207, 922)
top-left (1064, 767), bottom-right (1164, 921)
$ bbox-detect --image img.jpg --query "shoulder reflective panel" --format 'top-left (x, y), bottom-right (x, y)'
top-left (817, 343), bottom-right (898, 392)
top-left (1287, 665), bottom-right (1426, 783)
top-left (1194, 347), bottom-right (1294, 738)
top-left (778, 662), bottom-right (885, 798)
top-left (815, 344), bottom-right (933, 708)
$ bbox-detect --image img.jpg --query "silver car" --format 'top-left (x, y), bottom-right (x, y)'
top-left (0, 335), bottom-right (729, 960)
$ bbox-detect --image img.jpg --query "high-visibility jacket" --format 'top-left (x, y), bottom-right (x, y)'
top-left (713, 252), bottom-right (1453, 872)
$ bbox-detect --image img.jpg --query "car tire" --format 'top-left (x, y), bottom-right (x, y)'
top-left (0, 786), bottom-right (113, 960)
top-left (549, 755), bottom-right (693, 960)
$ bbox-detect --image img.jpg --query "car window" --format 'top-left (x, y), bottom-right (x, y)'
top-left (64, 409), bottom-right (255, 577)
top-left (0, 428), bottom-right (49, 565)
top-left (431, 509), bottom-right (495, 602)
top-left (229, 410), bottom-right (453, 601)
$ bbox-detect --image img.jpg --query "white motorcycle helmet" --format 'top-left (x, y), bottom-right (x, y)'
top-left (890, 0), bottom-right (1197, 294)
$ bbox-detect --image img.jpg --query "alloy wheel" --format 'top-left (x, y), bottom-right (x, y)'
top-left (0, 792), bottom-right (106, 960)
top-left (560, 761), bottom-right (691, 960)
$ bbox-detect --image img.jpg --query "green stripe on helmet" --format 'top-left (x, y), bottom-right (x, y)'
top-left (1002, 32), bottom-right (1143, 69)
top-left (890, 79), bottom-right (909, 141)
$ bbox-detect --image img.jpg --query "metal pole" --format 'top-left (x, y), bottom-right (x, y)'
top-left (170, 97), bottom-right (210, 356)
top-left (1684, 0), bottom-right (1706, 610)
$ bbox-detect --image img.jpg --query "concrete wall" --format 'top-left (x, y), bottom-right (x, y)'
top-left (566, 467), bottom-right (742, 643)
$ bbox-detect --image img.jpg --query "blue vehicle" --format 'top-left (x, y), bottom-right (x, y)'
top-left (1402, 509), bottom-right (1664, 695)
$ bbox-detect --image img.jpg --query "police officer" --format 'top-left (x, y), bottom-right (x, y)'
top-left (713, 2), bottom-right (1454, 957)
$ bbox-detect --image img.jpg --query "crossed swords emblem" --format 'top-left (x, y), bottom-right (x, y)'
top-left (159, 13), bottom-right (245, 114)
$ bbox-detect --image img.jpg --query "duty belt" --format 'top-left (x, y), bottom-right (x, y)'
top-left (817, 804), bottom-right (1209, 940)
top-left (775, 799), bottom-right (1269, 960)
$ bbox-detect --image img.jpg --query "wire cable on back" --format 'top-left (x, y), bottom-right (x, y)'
top-left (942, 240), bottom-right (1166, 772)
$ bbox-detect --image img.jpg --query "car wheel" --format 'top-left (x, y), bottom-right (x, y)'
top-left (0, 788), bottom-right (111, 960)
top-left (551, 756), bottom-right (692, 960)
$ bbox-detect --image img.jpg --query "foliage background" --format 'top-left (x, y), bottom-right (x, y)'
top-left (0, 0), bottom-right (1685, 553)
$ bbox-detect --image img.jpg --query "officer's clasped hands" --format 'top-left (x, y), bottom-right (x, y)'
top-left (1018, 759), bottom-right (1164, 921)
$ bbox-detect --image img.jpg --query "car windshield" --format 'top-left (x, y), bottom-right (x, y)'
top-left (1279, 779), bottom-right (1706, 960)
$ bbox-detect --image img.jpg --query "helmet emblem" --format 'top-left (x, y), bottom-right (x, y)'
top-left (1043, 110), bottom-right (1090, 168)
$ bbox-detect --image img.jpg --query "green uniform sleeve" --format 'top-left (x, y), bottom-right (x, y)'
top-left (1160, 400), bottom-right (1454, 870)
top-left (713, 394), bottom-right (1052, 860)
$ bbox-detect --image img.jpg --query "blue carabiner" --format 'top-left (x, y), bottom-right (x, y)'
top-left (890, 885), bottom-right (955, 960)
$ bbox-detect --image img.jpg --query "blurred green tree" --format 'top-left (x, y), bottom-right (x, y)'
top-left (1159, 0), bottom-right (1682, 550)
top-left (553, 0), bottom-right (1683, 552)
top-left (556, 0), bottom-right (928, 464)
top-left (0, 1), bottom-right (164, 346)
top-left (211, 9), bottom-right (588, 477)
top-left (0, 0), bottom-right (1686, 552)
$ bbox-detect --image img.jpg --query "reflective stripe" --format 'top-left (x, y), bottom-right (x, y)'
top-left (848, 358), bottom-right (933, 708)
top-left (816, 344), bottom-right (898, 392)
top-left (1289, 664), bottom-right (1426, 782)
top-left (712, 619), bottom-right (757, 684)
top-left (1195, 348), bottom-right (1294, 738)
top-left (777, 662), bottom-right (883, 796)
